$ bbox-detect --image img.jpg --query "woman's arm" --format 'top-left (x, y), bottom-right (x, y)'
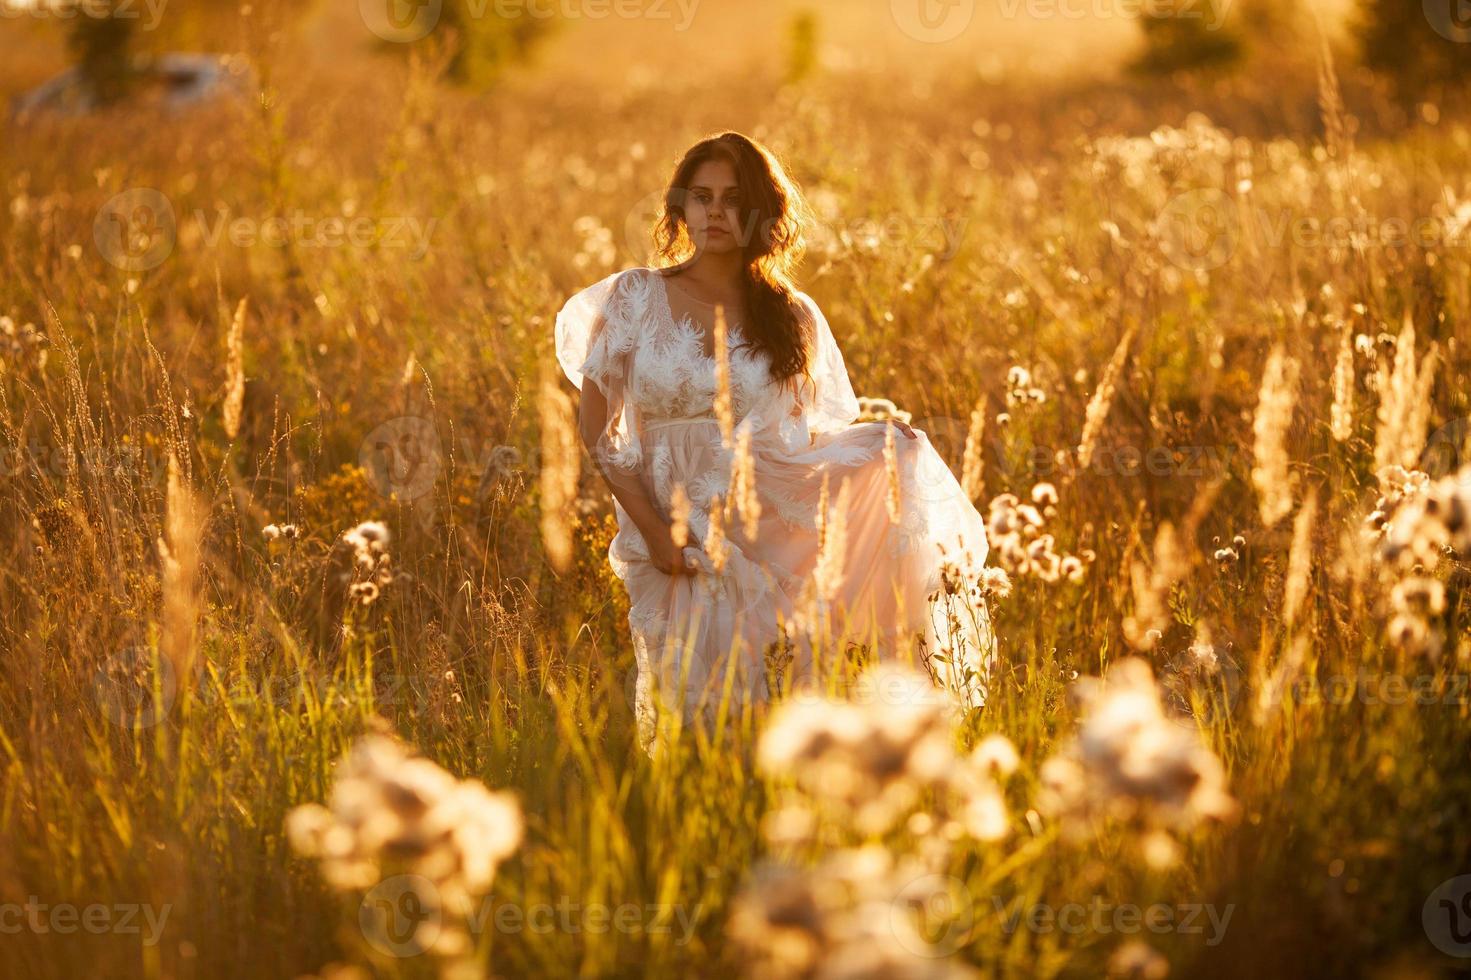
top-left (577, 378), bottom-right (693, 576)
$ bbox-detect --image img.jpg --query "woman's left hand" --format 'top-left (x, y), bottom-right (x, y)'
top-left (879, 418), bottom-right (918, 440)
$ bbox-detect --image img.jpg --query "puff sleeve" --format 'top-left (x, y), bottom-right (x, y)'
top-left (794, 290), bottom-right (860, 438)
top-left (554, 269), bottom-right (649, 472)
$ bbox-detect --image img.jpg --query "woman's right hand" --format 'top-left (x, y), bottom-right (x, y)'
top-left (647, 526), bottom-right (699, 577)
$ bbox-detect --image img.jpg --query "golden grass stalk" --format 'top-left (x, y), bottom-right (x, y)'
top-left (883, 421), bottom-right (901, 525)
top-left (670, 482), bottom-right (690, 549)
top-left (538, 359), bottom-right (579, 574)
top-left (1315, 22), bottom-right (1350, 164)
top-left (1283, 491), bottom-right (1318, 629)
top-left (713, 304), bottom-right (733, 448)
top-left (1329, 329), bottom-right (1355, 443)
top-left (159, 449), bottom-right (202, 683)
top-left (814, 475), bottom-right (851, 605)
top-left (1251, 345), bottom-right (1300, 528)
top-left (1123, 521), bottom-right (1187, 651)
top-left (706, 491), bottom-right (728, 574)
top-left (729, 426), bottom-right (762, 541)
top-left (222, 298), bottom-right (247, 440)
top-left (960, 394), bottom-right (986, 503)
top-left (1077, 326), bottom-right (1135, 473)
top-left (1373, 314), bottom-right (1439, 485)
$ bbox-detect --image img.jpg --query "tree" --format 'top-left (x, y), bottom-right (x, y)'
top-left (1358, 0), bottom-right (1471, 101)
top-left (1129, 0), bottom-right (1242, 75)
top-left (67, 9), bottom-right (137, 106)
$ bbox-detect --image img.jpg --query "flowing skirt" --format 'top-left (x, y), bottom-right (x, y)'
top-left (607, 417), bottom-right (994, 750)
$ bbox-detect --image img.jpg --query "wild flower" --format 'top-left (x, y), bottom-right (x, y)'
top-left (727, 846), bottom-right (978, 980)
top-left (855, 396), bottom-right (912, 424)
top-left (286, 731), bottom-right (523, 971)
top-left (1038, 658), bottom-right (1237, 846)
top-left (740, 665), bottom-right (1017, 977)
top-left (262, 523), bottom-right (300, 541)
top-left (1368, 465), bottom-right (1471, 655)
top-left (757, 665), bottom-right (962, 837)
top-left (1005, 365), bottom-right (1046, 407)
top-left (1108, 940), bottom-right (1170, 979)
top-left (1378, 466), bottom-right (1471, 568)
top-left (338, 521), bottom-right (394, 606)
top-left (757, 664), bottom-right (1014, 843)
top-left (985, 491), bottom-right (1090, 586)
top-left (0, 313), bottom-right (47, 369)
top-left (979, 566), bottom-right (1013, 599)
top-left (571, 215), bottom-right (616, 270)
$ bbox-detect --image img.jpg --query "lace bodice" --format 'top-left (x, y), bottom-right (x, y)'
top-left (555, 267), bottom-right (863, 473)
top-left (631, 272), bottom-right (776, 423)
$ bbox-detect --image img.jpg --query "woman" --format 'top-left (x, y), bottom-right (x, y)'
top-left (555, 132), bottom-right (993, 750)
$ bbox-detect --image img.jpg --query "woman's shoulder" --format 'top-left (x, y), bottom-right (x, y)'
top-left (561, 267), bottom-right (655, 308)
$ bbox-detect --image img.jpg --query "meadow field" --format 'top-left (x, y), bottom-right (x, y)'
top-left (1, 1), bottom-right (1469, 977)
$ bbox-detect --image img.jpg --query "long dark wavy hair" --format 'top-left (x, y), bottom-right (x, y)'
top-left (651, 132), bottom-right (817, 394)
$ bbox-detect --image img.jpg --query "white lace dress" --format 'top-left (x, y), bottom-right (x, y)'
top-left (555, 268), bottom-right (994, 747)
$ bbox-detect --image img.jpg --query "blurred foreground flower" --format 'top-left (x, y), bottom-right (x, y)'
top-left (287, 731), bottom-right (523, 976)
top-left (1039, 658), bottom-right (1237, 859)
top-left (737, 666), bottom-right (1017, 976)
top-left (757, 664), bottom-right (1013, 841)
top-left (1367, 464), bottom-right (1470, 657)
top-left (728, 845), bottom-right (977, 980)
top-left (855, 395), bottom-right (913, 425)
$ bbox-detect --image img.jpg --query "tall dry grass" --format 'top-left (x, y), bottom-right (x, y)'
top-left (1, 10), bottom-right (1469, 980)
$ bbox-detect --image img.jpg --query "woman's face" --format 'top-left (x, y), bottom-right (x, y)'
top-left (681, 158), bottom-right (744, 256)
